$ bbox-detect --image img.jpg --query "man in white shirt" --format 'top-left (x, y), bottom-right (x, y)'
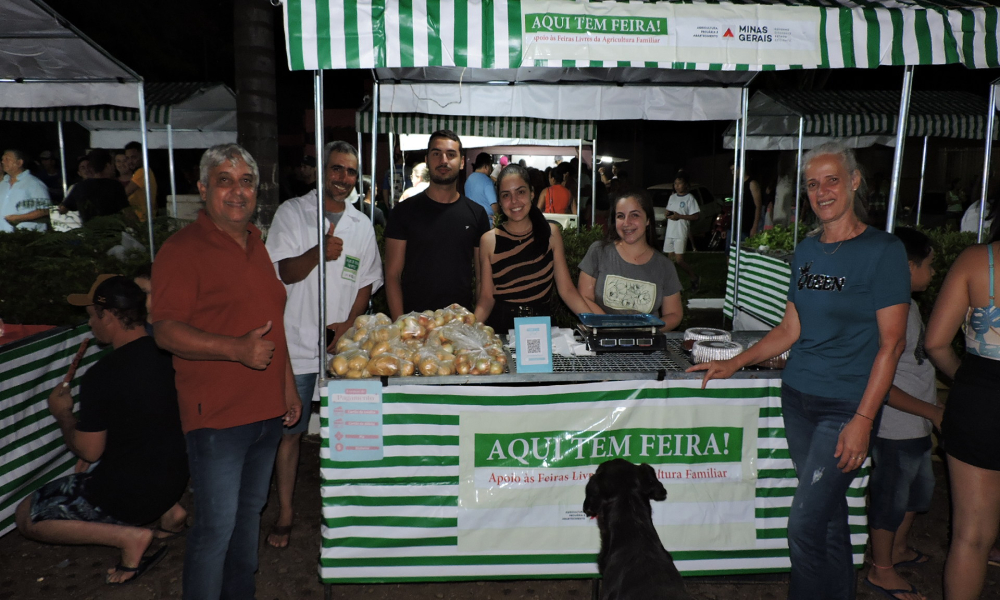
top-left (263, 141), bottom-right (383, 547)
top-left (0, 149), bottom-right (51, 232)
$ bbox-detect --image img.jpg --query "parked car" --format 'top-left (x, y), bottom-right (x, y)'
top-left (647, 183), bottom-right (721, 249)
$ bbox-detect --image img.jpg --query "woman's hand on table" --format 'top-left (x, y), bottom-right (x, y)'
top-left (686, 359), bottom-right (740, 389)
top-left (834, 415), bottom-right (873, 473)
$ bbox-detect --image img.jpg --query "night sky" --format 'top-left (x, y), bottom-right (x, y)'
top-left (12, 1), bottom-right (1000, 196)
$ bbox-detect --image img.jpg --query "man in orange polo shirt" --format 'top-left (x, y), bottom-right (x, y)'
top-left (151, 143), bottom-right (301, 600)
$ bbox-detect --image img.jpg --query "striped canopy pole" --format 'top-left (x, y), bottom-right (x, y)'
top-left (577, 139), bottom-right (583, 228)
top-left (916, 136), bottom-right (929, 226)
top-left (886, 66), bottom-right (915, 234)
top-left (730, 119), bottom-right (740, 249)
top-left (138, 81), bottom-right (155, 259)
top-left (315, 69), bottom-right (328, 378)
top-left (167, 125), bottom-right (177, 218)
top-left (356, 131), bottom-right (364, 196)
top-left (731, 86), bottom-right (750, 323)
top-left (369, 79), bottom-right (379, 225)
top-left (591, 135), bottom-right (597, 227)
top-left (979, 83), bottom-right (998, 244)
top-left (793, 117), bottom-right (804, 249)
top-left (389, 133), bottom-right (396, 209)
top-left (56, 122), bottom-right (67, 199)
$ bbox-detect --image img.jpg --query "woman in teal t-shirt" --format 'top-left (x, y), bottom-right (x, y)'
top-left (690, 142), bottom-right (910, 600)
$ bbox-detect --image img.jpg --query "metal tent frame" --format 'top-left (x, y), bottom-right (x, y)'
top-left (0, 0), bottom-right (156, 256)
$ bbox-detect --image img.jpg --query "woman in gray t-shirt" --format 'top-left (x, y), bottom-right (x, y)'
top-left (577, 191), bottom-right (683, 330)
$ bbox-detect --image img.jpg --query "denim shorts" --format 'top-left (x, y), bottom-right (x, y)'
top-left (868, 435), bottom-right (934, 531)
top-left (284, 372), bottom-right (317, 435)
top-left (29, 472), bottom-right (126, 525)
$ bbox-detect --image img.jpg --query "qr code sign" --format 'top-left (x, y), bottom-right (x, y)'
top-left (526, 338), bottom-right (542, 354)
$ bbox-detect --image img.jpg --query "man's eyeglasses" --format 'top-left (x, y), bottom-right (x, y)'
top-left (329, 165), bottom-right (359, 179)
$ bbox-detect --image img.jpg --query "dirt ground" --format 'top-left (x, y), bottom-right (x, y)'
top-left (4, 436), bottom-right (1000, 600)
top-left (6, 379), bottom-right (1000, 600)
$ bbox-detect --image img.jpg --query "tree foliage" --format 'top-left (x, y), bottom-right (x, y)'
top-left (0, 216), bottom-right (180, 326)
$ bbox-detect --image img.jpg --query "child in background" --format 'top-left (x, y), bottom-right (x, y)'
top-left (661, 170), bottom-right (700, 292)
top-left (865, 227), bottom-right (943, 600)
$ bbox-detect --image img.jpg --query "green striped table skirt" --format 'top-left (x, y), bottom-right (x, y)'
top-left (724, 249), bottom-right (793, 327)
top-left (0, 324), bottom-right (106, 537)
top-left (319, 379), bottom-right (871, 583)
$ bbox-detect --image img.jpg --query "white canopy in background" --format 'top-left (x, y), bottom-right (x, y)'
top-left (0, 0), bottom-right (140, 108)
top-left (376, 66), bottom-right (750, 122)
top-left (398, 134), bottom-right (586, 152)
top-left (383, 83), bottom-right (742, 122)
top-left (78, 82), bottom-right (237, 149)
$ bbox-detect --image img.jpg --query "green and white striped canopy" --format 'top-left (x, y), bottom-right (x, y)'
top-left (0, 82), bottom-right (216, 124)
top-left (283, 0), bottom-right (1000, 72)
top-left (784, 89), bottom-right (989, 138)
top-left (723, 89), bottom-right (990, 143)
top-left (356, 111), bottom-right (595, 139)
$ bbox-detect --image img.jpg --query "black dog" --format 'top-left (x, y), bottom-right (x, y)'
top-left (583, 458), bottom-right (692, 600)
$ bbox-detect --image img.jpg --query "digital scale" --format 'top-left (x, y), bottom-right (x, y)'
top-left (576, 313), bottom-right (666, 353)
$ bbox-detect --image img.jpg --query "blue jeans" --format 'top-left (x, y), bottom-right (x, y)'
top-left (183, 418), bottom-right (282, 600)
top-left (782, 383), bottom-right (879, 600)
top-left (868, 435), bottom-right (934, 531)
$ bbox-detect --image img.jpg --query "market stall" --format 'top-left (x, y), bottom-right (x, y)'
top-left (0, 0), bottom-right (156, 256)
top-left (4, 82), bottom-right (238, 219)
top-left (282, 0), bottom-right (1000, 585)
top-left (721, 89), bottom-right (989, 232)
top-left (0, 325), bottom-right (105, 538)
top-left (316, 329), bottom-right (872, 581)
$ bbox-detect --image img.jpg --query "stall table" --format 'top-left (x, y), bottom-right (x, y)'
top-left (0, 324), bottom-right (105, 537)
top-left (318, 332), bottom-right (870, 583)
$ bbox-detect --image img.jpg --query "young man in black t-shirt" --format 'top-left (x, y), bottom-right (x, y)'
top-left (384, 130), bottom-right (491, 317)
top-left (15, 275), bottom-right (188, 585)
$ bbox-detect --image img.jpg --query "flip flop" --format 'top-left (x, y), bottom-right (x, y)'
top-left (893, 548), bottom-right (930, 568)
top-left (863, 577), bottom-right (924, 600)
top-left (266, 524), bottom-right (292, 549)
top-left (106, 545), bottom-right (168, 585)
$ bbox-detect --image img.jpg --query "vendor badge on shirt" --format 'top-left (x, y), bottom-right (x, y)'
top-left (342, 255), bottom-right (360, 282)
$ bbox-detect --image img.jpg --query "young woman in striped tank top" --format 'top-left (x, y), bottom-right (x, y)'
top-left (474, 164), bottom-right (600, 333)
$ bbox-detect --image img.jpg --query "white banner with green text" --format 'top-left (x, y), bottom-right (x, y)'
top-left (319, 378), bottom-right (872, 583)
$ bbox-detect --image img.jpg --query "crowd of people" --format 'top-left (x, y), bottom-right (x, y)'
top-left (0, 142), bottom-right (157, 233)
top-left (9, 132), bottom-right (687, 599)
top-left (8, 133), bottom-right (1000, 600)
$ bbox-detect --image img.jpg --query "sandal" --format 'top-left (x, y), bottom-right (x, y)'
top-left (106, 545), bottom-right (167, 585)
top-left (863, 577), bottom-right (925, 600)
top-left (893, 548), bottom-right (930, 568)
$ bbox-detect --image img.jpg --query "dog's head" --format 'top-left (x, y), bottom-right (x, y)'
top-left (582, 458), bottom-right (667, 518)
